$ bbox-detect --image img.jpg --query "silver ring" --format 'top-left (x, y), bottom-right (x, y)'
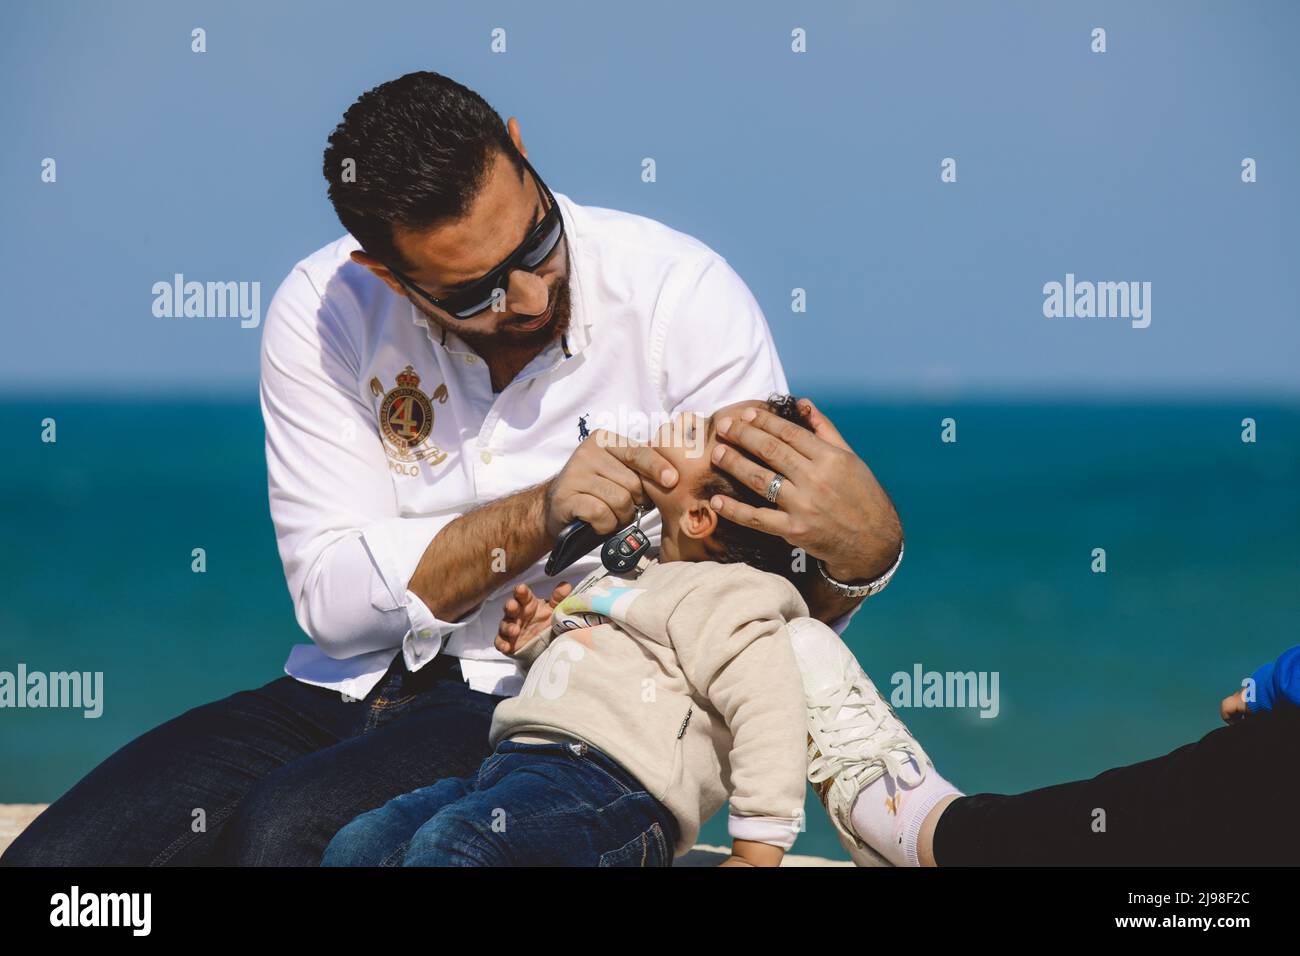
top-left (764, 473), bottom-right (785, 504)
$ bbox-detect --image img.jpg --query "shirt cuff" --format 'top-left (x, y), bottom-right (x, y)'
top-left (728, 813), bottom-right (801, 851)
top-left (357, 515), bottom-right (476, 672)
top-left (400, 588), bottom-right (473, 671)
top-left (508, 627), bottom-right (555, 667)
top-left (827, 601), bottom-right (861, 636)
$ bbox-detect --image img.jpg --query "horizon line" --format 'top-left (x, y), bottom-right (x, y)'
top-left (0, 383), bottom-right (1297, 406)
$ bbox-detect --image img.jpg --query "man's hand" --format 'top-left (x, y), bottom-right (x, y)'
top-left (543, 429), bottom-right (679, 538)
top-left (495, 582), bottom-right (573, 656)
top-left (409, 428), bottom-right (674, 625)
top-left (709, 398), bottom-right (902, 583)
top-left (1220, 688), bottom-right (1249, 723)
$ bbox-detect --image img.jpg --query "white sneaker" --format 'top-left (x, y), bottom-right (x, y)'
top-left (787, 618), bottom-right (934, 867)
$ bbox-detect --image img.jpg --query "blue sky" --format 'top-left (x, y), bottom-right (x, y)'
top-left (2, 0), bottom-right (1297, 397)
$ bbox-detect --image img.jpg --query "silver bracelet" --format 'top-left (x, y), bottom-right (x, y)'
top-left (816, 540), bottom-right (904, 599)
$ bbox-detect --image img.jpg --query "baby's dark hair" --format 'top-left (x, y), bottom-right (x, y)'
top-left (694, 394), bottom-right (815, 592)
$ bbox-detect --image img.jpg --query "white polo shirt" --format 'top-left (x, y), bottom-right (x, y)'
top-left (260, 192), bottom-right (791, 700)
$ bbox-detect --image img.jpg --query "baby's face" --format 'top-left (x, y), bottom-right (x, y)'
top-left (645, 400), bottom-right (765, 522)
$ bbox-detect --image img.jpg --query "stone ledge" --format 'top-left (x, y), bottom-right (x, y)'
top-left (0, 805), bottom-right (46, 855)
top-left (1, 805), bottom-right (846, 866)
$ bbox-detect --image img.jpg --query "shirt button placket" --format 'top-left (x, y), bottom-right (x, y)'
top-left (479, 403), bottom-right (503, 471)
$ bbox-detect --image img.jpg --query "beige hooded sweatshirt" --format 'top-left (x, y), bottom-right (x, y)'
top-left (489, 557), bottom-right (809, 856)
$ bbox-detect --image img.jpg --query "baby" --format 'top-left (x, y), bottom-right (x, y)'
top-left (322, 394), bottom-right (816, 867)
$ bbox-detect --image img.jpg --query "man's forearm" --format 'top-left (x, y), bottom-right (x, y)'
top-left (407, 480), bottom-right (553, 622)
top-left (805, 529), bottom-right (903, 625)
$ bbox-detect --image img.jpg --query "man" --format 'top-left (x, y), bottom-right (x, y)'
top-left (2, 71), bottom-right (901, 866)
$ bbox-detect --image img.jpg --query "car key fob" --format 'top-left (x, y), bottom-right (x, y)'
top-left (545, 519), bottom-right (606, 577)
top-left (601, 521), bottom-right (652, 575)
top-left (544, 507), bottom-right (656, 577)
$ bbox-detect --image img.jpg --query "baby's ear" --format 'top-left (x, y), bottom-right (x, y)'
top-left (679, 500), bottom-right (719, 540)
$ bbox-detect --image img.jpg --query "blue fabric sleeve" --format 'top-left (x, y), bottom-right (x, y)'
top-left (1247, 645), bottom-right (1300, 713)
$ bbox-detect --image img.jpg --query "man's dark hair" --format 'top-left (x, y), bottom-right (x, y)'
top-left (322, 71), bottom-right (523, 269)
top-left (695, 394), bottom-right (815, 593)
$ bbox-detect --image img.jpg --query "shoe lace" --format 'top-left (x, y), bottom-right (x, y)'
top-left (806, 673), bottom-right (927, 800)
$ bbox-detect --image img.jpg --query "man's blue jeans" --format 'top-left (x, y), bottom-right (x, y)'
top-left (323, 738), bottom-right (678, 866)
top-left (0, 655), bottom-right (503, 866)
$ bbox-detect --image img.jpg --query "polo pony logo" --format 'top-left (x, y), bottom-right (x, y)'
top-left (370, 365), bottom-right (448, 471)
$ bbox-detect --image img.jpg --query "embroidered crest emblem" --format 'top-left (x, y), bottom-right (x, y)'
top-left (369, 366), bottom-right (449, 469)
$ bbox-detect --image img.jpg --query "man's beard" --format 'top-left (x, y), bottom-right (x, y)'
top-left (414, 275), bottom-right (572, 355)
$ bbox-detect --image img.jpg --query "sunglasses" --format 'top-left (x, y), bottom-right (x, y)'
top-left (387, 150), bottom-right (565, 320)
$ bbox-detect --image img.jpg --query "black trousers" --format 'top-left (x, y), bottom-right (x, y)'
top-left (933, 705), bottom-right (1300, 866)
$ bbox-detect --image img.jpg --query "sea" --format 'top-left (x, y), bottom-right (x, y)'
top-left (1, 396), bottom-right (1297, 861)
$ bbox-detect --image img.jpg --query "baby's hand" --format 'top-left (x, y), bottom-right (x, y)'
top-left (495, 581), bottom-right (573, 656)
top-left (1219, 687), bottom-right (1249, 724)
